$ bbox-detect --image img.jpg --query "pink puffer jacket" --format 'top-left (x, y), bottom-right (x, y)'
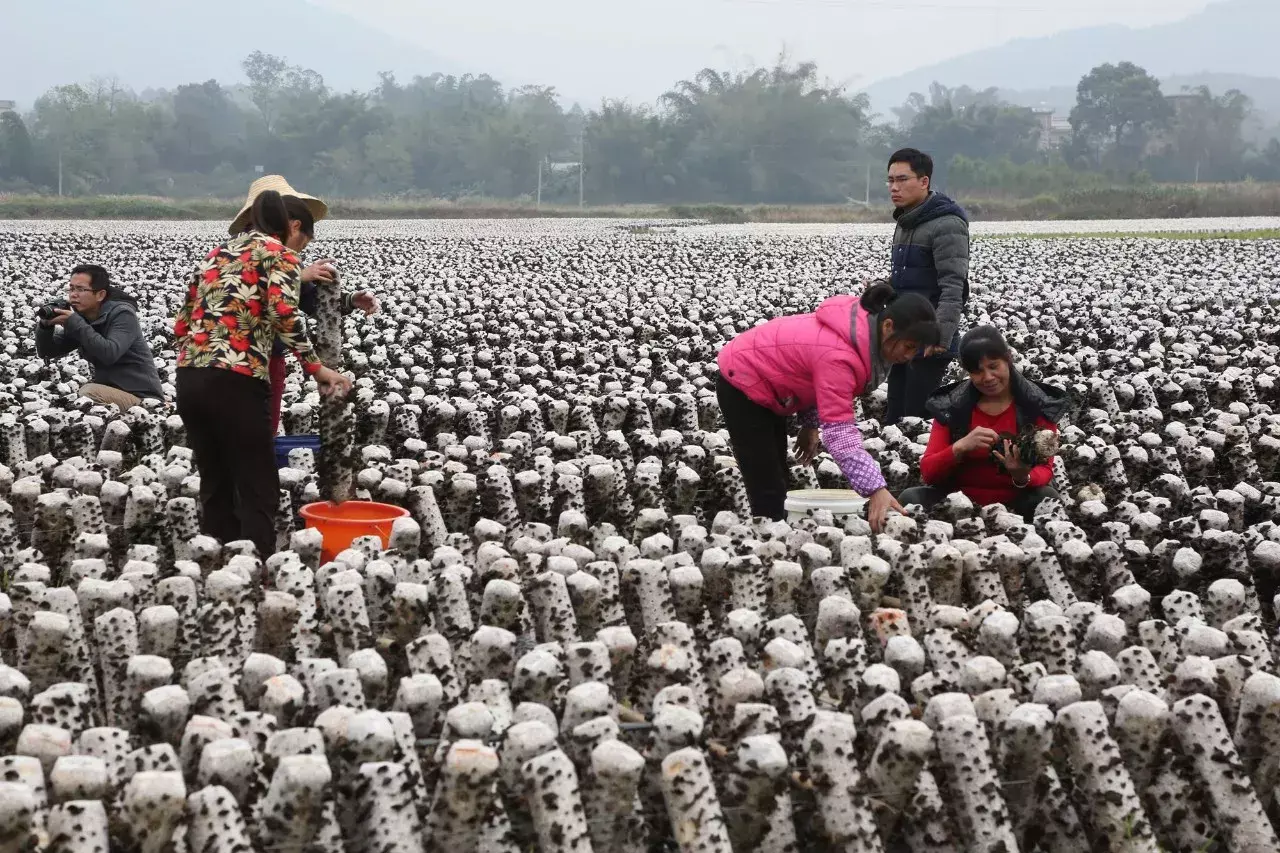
top-left (717, 295), bottom-right (872, 425)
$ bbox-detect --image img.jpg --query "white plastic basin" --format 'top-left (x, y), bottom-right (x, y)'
top-left (784, 488), bottom-right (866, 523)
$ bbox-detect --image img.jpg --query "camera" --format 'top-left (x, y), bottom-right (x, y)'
top-left (36, 300), bottom-right (71, 322)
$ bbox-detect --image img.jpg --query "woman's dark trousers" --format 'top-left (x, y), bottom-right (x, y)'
top-left (717, 375), bottom-right (790, 521)
top-left (176, 367), bottom-right (280, 558)
top-left (884, 351), bottom-right (953, 425)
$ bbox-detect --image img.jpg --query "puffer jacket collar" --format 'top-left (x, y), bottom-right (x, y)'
top-left (893, 190), bottom-right (969, 230)
top-left (926, 368), bottom-right (1070, 435)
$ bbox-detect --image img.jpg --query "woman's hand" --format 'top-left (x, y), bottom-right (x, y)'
top-left (866, 488), bottom-right (905, 534)
top-left (993, 439), bottom-right (1032, 485)
top-left (796, 427), bottom-right (822, 465)
top-left (351, 290), bottom-right (379, 316)
top-left (301, 259), bottom-right (338, 284)
top-left (952, 426), bottom-right (999, 458)
top-left (314, 366), bottom-right (353, 398)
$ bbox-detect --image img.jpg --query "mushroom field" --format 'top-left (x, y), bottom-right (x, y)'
top-left (0, 218), bottom-right (1277, 852)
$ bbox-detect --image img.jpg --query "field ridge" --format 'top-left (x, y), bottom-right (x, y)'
top-left (5, 182), bottom-right (1280, 223)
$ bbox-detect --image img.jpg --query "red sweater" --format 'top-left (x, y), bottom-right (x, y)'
top-left (919, 404), bottom-right (1056, 506)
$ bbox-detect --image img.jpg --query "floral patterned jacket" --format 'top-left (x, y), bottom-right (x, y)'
top-left (174, 231), bottom-right (322, 383)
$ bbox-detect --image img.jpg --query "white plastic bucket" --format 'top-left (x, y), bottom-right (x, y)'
top-left (785, 489), bottom-right (866, 523)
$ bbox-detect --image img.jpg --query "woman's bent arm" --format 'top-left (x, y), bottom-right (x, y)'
top-left (820, 421), bottom-right (887, 497)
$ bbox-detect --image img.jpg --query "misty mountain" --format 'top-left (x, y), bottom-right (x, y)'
top-left (1, 0), bottom-right (458, 109)
top-left (861, 0), bottom-right (1278, 120)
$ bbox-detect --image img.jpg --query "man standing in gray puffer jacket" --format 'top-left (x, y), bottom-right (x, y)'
top-left (884, 147), bottom-right (970, 424)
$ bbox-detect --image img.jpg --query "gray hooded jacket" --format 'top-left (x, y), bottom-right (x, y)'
top-left (36, 300), bottom-right (165, 400)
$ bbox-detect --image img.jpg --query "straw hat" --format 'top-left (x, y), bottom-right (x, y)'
top-left (228, 174), bottom-right (329, 236)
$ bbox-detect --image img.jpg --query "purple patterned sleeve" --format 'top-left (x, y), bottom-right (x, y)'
top-left (821, 421), bottom-right (887, 497)
top-left (798, 408), bottom-right (819, 429)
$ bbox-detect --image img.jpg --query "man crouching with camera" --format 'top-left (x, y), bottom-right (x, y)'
top-left (36, 265), bottom-right (165, 410)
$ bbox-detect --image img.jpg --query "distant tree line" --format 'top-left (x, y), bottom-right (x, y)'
top-left (1, 52), bottom-right (1278, 204)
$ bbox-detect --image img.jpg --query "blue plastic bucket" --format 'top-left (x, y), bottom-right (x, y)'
top-left (275, 434), bottom-right (321, 469)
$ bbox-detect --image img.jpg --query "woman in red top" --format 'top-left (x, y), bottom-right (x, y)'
top-left (901, 325), bottom-right (1069, 520)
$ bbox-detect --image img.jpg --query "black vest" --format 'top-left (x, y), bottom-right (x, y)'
top-left (926, 371), bottom-right (1070, 437)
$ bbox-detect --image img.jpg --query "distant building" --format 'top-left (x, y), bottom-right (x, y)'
top-left (1164, 92), bottom-right (1202, 115)
top-left (1032, 108), bottom-right (1072, 151)
top-left (0, 100), bottom-right (15, 113)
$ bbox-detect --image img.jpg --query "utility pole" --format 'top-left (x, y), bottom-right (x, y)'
top-left (578, 132), bottom-right (584, 209)
top-left (536, 160), bottom-right (542, 210)
top-left (58, 146), bottom-right (63, 197)
top-left (864, 161), bottom-right (870, 205)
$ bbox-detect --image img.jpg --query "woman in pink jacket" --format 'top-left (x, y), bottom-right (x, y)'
top-left (717, 281), bottom-right (941, 532)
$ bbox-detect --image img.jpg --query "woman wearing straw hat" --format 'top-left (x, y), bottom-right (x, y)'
top-left (174, 187), bottom-right (352, 558)
top-left (229, 176), bottom-right (379, 432)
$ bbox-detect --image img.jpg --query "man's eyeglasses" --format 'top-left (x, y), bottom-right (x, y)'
top-left (68, 286), bottom-right (94, 295)
top-left (886, 175), bottom-right (918, 186)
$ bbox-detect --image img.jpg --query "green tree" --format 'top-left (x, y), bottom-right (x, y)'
top-left (510, 85), bottom-right (572, 161)
top-left (660, 59), bottom-right (870, 202)
top-left (1150, 86), bottom-right (1251, 182)
top-left (1069, 61), bottom-right (1172, 172)
top-left (242, 51), bottom-right (289, 134)
top-left (899, 96), bottom-right (1040, 176)
top-left (163, 81), bottom-right (243, 174)
top-left (892, 83), bottom-right (1003, 127)
top-left (372, 71), bottom-right (536, 197)
top-left (583, 100), bottom-right (682, 203)
top-left (30, 83), bottom-right (100, 193)
top-left (28, 78), bottom-right (166, 194)
top-left (0, 110), bottom-right (34, 183)
top-left (9, 50), bottom-right (1267, 203)
top-left (1248, 137), bottom-right (1280, 181)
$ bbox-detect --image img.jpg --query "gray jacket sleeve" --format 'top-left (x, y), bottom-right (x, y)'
top-left (931, 215), bottom-right (970, 344)
top-left (62, 310), bottom-right (140, 367)
top-left (35, 323), bottom-right (78, 360)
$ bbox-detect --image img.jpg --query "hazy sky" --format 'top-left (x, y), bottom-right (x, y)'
top-left (314, 0), bottom-right (1218, 103)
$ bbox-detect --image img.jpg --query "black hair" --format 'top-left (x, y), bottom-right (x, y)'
top-left (860, 280), bottom-right (941, 348)
top-left (247, 190), bottom-right (292, 242)
top-left (70, 263), bottom-right (138, 308)
top-left (70, 264), bottom-right (110, 292)
top-left (888, 147), bottom-right (934, 180)
top-left (959, 325), bottom-right (1012, 372)
top-left (282, 195), bottom-right (315, 239)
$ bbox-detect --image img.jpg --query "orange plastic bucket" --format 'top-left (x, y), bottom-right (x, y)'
top-left (299, 501), bottom-right (410, 564)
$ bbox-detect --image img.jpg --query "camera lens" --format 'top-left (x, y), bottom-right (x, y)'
top-left (36, 301), bottom-right (68, 321)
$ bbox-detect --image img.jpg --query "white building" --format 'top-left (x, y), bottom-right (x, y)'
top-left (1032, 108), bottom-right (1072, 151)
